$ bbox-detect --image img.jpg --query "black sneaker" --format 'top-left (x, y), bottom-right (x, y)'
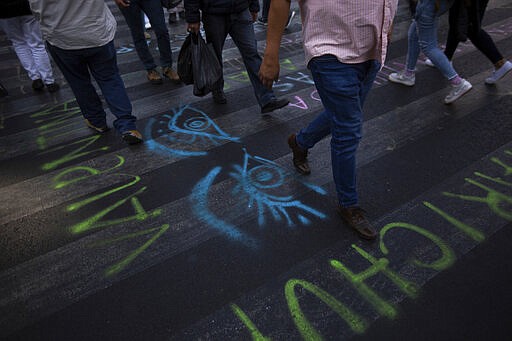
top-left (85, 119), bottom-right (110, 133)
top-left (337, 206), bottom-right (377, 240)
top-left (261, 98), bottom-right (289, 114)
top-left (46, 83), bottom-right (60, 93)
top-left (212, 89), bottom-right (227, 104)
top-left (122, 130), bottom-right (143, 144)
top-left (0, 82), bottom-right (7, 97)
top-left (32, 79), bottom-right (44, 91)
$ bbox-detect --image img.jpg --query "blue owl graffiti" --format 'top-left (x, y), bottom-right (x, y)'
top-left (145, 105), bottom-right (240, 157)
top-left (191, 149), bottom-right (327, 246)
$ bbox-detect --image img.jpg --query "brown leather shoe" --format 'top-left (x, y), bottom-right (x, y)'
top-left (147, 69), bottom-right (163, 84)
top-left (338, 206), bottom-right (377, 240)
top-left (287, 134), bottom-right (310, 175)
top-left (162, 66), bottom-right (181, 83)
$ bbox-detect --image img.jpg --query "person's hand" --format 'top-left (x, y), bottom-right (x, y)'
top-left (250, 11), bottom-right (258, 22)
top-left (115, 0), bottom-right (130, 8)
top-left (187, 22), bottom-right (200, 34)
top-left (259, 55), bottom-right (280, 89)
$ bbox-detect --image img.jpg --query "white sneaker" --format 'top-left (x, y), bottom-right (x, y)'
top-left (424, 58), bottom-right (435, 67)
top-left (444, 79), bottom-right (472, 104)
top-left (285, 11), bottom-right (296, 29)
top-left (485, 60), bottom-right (512, 85)
top-left (388, 72), bottom-right (415, 86)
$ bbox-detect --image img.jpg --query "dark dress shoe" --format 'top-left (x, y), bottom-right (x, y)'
top-left (32, 79), bottom-right (44, 91)
top-left (287, 134), bottom-right (310, 175)
top-left (261, 98), bottom-right (289, 114)
top-left (338, 206), bottom-right (377, 240)
top-left (212, 90), bottom-right (227, 104)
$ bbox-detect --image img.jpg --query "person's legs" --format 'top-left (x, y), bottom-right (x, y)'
top-left (308, 55), bottom-right (377, 207)
top-left (229, 9), bottom-right (275, 107)
top-left (87, 41), bottom-right (137, 133)
top-left (141, 0), bottom-right (172, 68)
top-left (119, 0), bottom-right (157, 70)
top-left (416, 0), bottom-right (457, 80)
top-left (405, 20), bottom-right (421, 72)
top-left (261, 0), bottom-right (271, 22)
top-left (0, 17), bottom-right (40, 81)
top-left (202, 13), bottom-right (229, 92)
top-left (46, 43), bottom-right (108, 127)
top-left (20, 15), bottom-right (56, 85)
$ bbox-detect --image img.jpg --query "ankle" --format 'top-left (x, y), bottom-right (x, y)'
top-left (405, 69), bottom-right (415, 77)
top-left (494, 59), bottom-right (505, 69)
top-left (450, 75), bottom-right (462, 85)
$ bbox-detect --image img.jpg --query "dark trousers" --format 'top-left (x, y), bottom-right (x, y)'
top-left (202, 9), bottom-right (276, 108)
top-left (47, 41), bottom-right (137, 133)
top-left (445, 0), bottom-right (503, 64)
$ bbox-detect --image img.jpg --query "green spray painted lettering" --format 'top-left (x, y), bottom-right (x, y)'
top-left (69, 187), bottom-right (162, 234)
top-left (30, 100), bottom-right (79, 119)
top-left (380, 222), bottom-right (455, 271)
top-left (491, 154), bottom-right (512, 176)
top-left (423, 201), bottom-right (485, 242)
top-left (329, 259), bottom-right (395, 318)
top-left (280, 58), bottom-right (297, 71)
top-left (40, 135), bottom-right (109, 171)
top-left (53, 155), bottom-right (125, 189)
top-left (104, 223), bottom-right (169, 276)
top-left (284, 278), bottom-right (367, 339)
top-left (443, 178), bottom-right (512, 221)
top-left (67, 174), bottom-right (140, 212)
top-left (230, 304), bottom-right (271, 341)
top-left (227, 71), bottom-right (250, 83)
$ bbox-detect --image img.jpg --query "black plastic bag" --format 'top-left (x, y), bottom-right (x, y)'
top-left (177, 33), bottom-right (194, 85)
top-left (191, 32), bottom-right (222, 97)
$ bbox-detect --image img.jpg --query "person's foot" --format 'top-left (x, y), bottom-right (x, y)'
top-left (444, 79), bottom-right (472, 104)
top-left (32, 79), bottom-right (44, 91)
top-left (287, 133), bottom-right (310, 175)
top-left (337, 205), bottom-right (377, 240)
top-left (285, 11), bottom-right (296, 29)
top-left (261, 98), bottom-right (289, 114)
top-left (46, 82), bottom-right (60, 93)
top-left (212, 89), bottom-right (227, 104)
top-left (388, 72), bottom-right (415, 86)
top-left (147, 69), bottom-right (163, 84)
top-left (85, 119), bottom-right (110, 133)
top-left (162, 66), bottom-right (181, 83)
top-left (0, 82), bottom-right (8, 97)
top-left (424, 58), bottom-right (435, 67)
top-left (485, 60), bottom-right (512, 85)
top-left (122, 130), bottom-right (143, 144)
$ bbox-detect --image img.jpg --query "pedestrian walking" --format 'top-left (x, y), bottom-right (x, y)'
top-left (259, 0), bottom-right (397, 240)
top-left (388, 0), bottom-right (473, 104)
top-left (184, 0), bottom-right (289, 113)
top-left (0, 0), bottom-right (59, 93)
top-left (115, 0), bottom-right (181, 85)
top-left (425, 0), bottom-right (512, 84)
top-left (29, 0), bottom-right (143, 144)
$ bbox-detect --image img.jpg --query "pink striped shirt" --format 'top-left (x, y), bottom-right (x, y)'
top-left (298, 0), bottom-right (398, 66)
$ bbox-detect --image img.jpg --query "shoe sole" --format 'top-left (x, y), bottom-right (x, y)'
top-left (388, 75), bottom-right (415, 87)
top-left (123, 135), bottom-right (143, 145)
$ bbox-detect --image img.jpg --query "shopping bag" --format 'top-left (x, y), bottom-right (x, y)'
top-left (177, 33), bottom-right (194, 85)
top-left (191, 32), bottom-right (222, 97)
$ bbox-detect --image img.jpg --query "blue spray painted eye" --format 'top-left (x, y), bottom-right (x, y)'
top-left (145, 105), bottom-right (240, 157)
top-left (190, 149), bottom-right (327, 247)
top-left (229, 149), bottom-right (327, 226)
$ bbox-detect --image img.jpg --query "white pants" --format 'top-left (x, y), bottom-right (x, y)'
top-left (0, 15), bottom-right (55, 83)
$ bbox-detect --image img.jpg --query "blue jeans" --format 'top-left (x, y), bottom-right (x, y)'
top-left (47, 41), bottom-right (137, 133)
top-left (406, 0), bottom-right (457, 79)
top-left (119, 0), bottom-right (172, 70)
top-left (202, 9), bottom-right (276, 108)
top-left (296, 55), bottom-right (380, 207)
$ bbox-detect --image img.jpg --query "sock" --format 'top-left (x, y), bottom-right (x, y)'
top-left (405, 69), bottom-right (415, 77)
top-left (494, 59), bottom-right (505, 70)
top-left (450, 75), bottom-right (462, 86)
